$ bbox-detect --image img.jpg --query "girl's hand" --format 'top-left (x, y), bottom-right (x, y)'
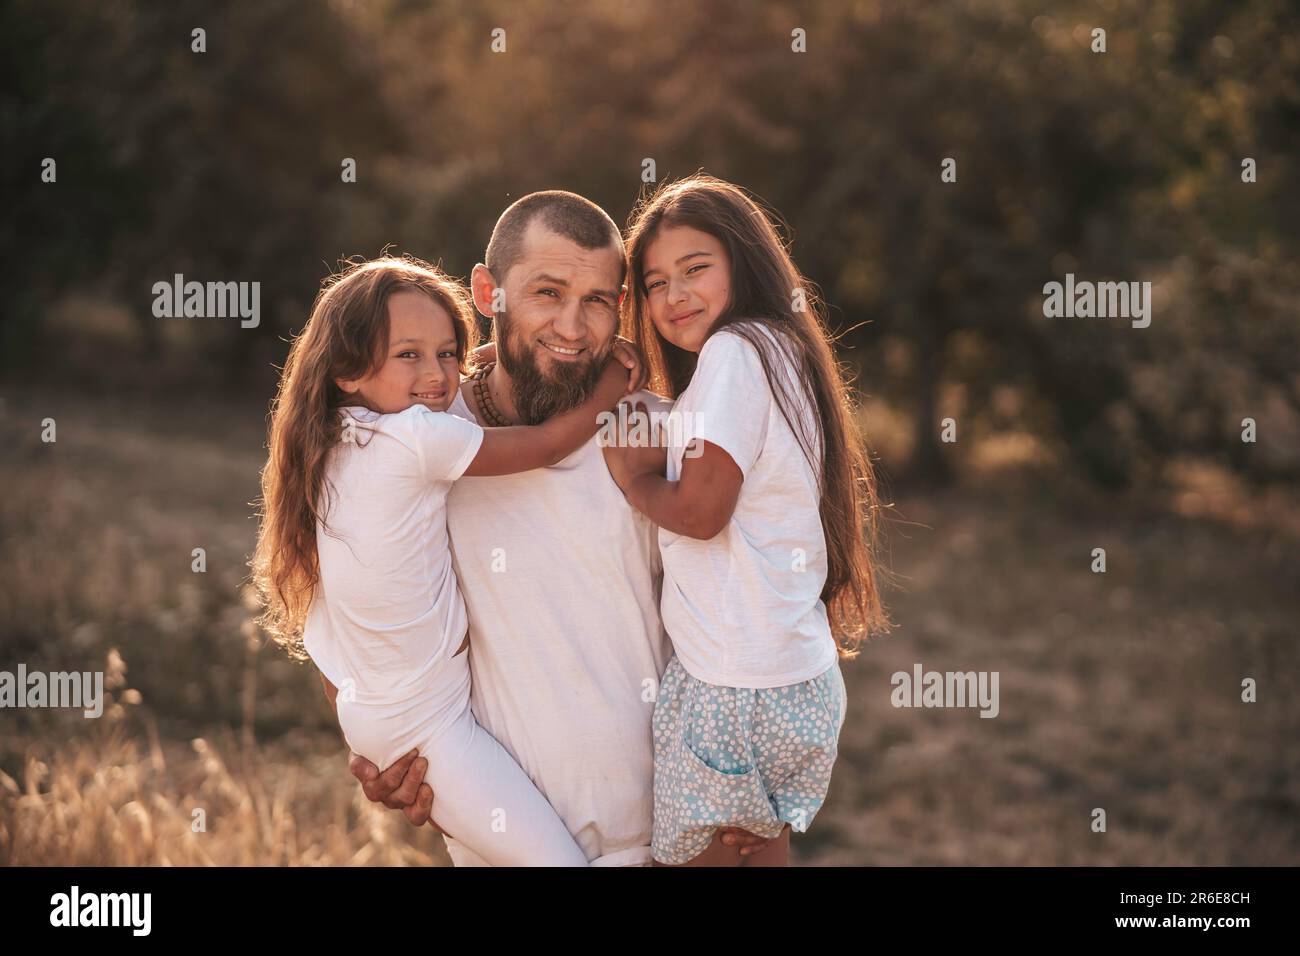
top-left (611, 336), bottom-right (648, 395)
top-left (594, 353), bottom-right (635, 409)
top-left (470, 340), bottom-right (497, 367)
top-left (601, 400), bottom-right (667, 493)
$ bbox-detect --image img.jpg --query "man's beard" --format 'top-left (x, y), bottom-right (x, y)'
top-left (495, 310), bottom-right (610, 426)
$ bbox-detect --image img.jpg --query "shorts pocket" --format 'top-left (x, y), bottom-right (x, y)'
top-left (681, 720), bottom-right (757, 778)
top-left (668, 683), bottom-right (772, 825)
top-left (680, 680), bottom-right (756, 776)
top-left (668, 726), bottom-right (776, 838)
top-left (810, 663), bottom-right (847, 734)
top-left (653, 677), bottom-right (786, 860)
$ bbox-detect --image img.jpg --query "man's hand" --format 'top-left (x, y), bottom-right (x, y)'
top-left (349, 749), bottom-right (442, 831)
top-left (718, 826), bottom-right (774, 857)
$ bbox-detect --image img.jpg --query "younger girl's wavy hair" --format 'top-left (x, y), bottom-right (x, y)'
top-left (251, 255), bottom-right (478, 658)
top-left (624, 174), bottom-right (891, 655)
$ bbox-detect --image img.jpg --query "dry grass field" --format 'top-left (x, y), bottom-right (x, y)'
top-left (2, 387), bottom-right (1297, 866)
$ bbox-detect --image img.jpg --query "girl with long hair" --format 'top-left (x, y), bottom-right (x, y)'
top-left (253, 254), bottom-right (639, 865)
top-left (605, 174), bottom-right (890, 866)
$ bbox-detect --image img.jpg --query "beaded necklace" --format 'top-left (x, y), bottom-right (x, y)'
top-left (469, 362), bottom-right (511, 427)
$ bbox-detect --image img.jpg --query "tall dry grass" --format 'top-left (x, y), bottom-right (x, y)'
top-left (0, 389), bottom-right (449, 865)
top-left (2, 387), bottom-right (1298, 866)
top-left (1, 725), bottom-right (448, 867)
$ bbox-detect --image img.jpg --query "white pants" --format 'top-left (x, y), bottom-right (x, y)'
top-left (337, 644), bottom-right (587, 866)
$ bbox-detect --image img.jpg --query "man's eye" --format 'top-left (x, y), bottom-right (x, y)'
top-left (538, 288), bottom-right (559, 298)
top-left (587, 296), bottom-right (610, 307)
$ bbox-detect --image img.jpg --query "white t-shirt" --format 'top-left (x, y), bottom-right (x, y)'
top-left (442, 389), bottom-right (673, 868)
top-left (661, 322), bottom-right (838, 689)
top-left (303, 405), bottom-right (484, 702)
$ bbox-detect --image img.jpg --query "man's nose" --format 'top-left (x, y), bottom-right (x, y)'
top-left (551, 299), bottom-right (586, 342)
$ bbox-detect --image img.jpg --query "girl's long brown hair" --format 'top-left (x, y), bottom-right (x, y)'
top-left (624, 174), bottom-right (891, 656)
top-left (251, 255), bottom-right (478, 658)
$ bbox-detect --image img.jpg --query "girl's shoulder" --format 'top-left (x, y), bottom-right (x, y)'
top-left (707, 317), bottom-right (793, 349)
top-left (334, 403), bottom-right (481, 478)
top-left (337, 404), bottom-right (379, 422)
top-left (338, 403), bottom-right (439, 428)
top-left (686, 322), bottom-right (786, 410)
top-left (703, 319), bottom-right (800, 375)
top-left (335, 404), bottom-right (432, 452)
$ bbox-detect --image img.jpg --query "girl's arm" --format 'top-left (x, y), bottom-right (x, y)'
top-left (620, 438), bottom-right (743, 540)
top-left (462, 358), bottom-right (630, 477)
top-left (319, 672), bottom-right (339, 716)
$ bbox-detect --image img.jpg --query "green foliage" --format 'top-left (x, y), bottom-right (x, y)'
top-left (4, 0), bottom-right (1297, 483)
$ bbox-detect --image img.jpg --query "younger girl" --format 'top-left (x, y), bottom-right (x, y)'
top-left (604, 175), bottom-right (890, 866)
top-left (253, 255), bottom-right (638, 866)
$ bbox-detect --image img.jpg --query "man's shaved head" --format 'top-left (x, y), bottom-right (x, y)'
top-left (485, 190), bottom-right (626, 288)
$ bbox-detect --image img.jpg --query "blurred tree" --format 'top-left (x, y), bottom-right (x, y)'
top-left (4, 0), bottom-right (1297, 484)
top-left (3, 0), bottom-right (406, 389)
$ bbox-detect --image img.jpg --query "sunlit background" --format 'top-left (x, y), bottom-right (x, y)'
top-left (2, 0), bottom-right (1297, 865)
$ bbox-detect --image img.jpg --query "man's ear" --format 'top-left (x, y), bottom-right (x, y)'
top-left (470, 264), bottom-right (502, 320)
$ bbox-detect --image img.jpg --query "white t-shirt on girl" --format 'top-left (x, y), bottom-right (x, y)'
top-left (661, 322), bottom-right (838, 689)
top-left (304, 404), bottom-right (484, 702)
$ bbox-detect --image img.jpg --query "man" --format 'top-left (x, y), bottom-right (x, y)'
top-left (335, 191), bottom-right (772, 864)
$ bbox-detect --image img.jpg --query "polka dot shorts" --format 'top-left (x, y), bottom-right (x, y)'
top-left (651, 653), bottom-right (848, 865)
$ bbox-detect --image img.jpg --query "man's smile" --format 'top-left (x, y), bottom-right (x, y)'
top-left (539, 340), bottom-right (587, 359)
